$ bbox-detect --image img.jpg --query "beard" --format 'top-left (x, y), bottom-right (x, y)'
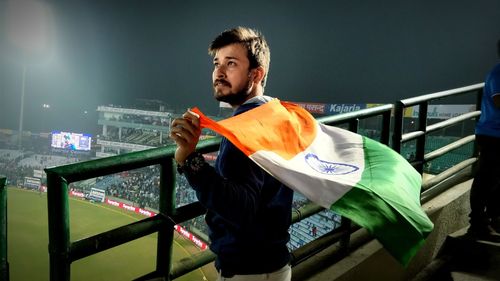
top-left (213, 78), bottom-right (253, 106)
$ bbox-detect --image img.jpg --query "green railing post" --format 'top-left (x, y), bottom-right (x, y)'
top-left (0, 177), bottom-right (8, 281)
top-left (415, 102), bottom-right (428, 174)
top-left (381, 111), bottom-right (391, 146)
top-left (46, 172), bottom-right (71, 281)
top-left (392, 101), bottom-right (404, 153)
top-left (157, 159), bottom-right (176, 280)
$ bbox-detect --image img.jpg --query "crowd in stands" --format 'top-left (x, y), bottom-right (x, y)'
top-left (18, 154), bottom-right (80, 170)
top-left (0, 148), bottom-right (80, 186)
top-left (98, 109), bottom-right (221, 150)
top-left (105, 167), bottom-right (161, 210)
top-left (102, 113), bottom-right (170, 127)
top-left (287, 193), bottom-right (342, 250)
top-left (97, 166), bottom-right (199, 212)
top-left (99, 127), bottom-right (171, 147)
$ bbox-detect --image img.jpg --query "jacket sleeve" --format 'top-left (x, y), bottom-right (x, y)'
top-left (182, 147), bottom-right (267, 229)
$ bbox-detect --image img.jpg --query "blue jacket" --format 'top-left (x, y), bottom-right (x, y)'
top-left (184, 100), bottom-right (293, 274)
top-left (476, 63), bottom-right (500, 138)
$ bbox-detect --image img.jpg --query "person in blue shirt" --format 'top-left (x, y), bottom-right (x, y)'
top-left (170, 27), bottom-right (293, 281)
top-left (468, 39), bottom-right (500, 239)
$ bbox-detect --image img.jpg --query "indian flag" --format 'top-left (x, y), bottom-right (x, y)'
top-left (192, 99), bottom-right (434, 266)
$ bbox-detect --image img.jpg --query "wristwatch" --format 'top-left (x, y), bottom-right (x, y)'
top-left (177, 152), bottom-right (206, 174)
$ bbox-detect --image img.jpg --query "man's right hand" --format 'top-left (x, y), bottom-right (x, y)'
top-left (169, 109), bottom-right (201, 165)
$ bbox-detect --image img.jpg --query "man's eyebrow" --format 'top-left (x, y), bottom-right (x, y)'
top-left (213, 56), bottom-right (240, 62)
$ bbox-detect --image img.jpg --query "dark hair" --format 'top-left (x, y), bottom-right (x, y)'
top-left (208, 27), bottom-right (270, 87)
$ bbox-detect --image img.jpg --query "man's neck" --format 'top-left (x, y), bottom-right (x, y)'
top-left (231, 86), bottom-right (264, 109)
top-left (240, 95), bottom-right (273, 107)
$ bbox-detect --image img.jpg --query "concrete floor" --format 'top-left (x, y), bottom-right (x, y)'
top-left (446, 228), bottom-right (500, 281)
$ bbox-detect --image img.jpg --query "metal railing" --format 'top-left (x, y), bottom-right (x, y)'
top-left (45, 138), bottom-right (219, 281)
top-left (392, 83), bottom-right (484, 201)
top-left (0, 176), bottom-right (8, 281)
top-left (43, 83), bottom-right (484, 280)
top-left (44, 103), bottom-right (395, 280)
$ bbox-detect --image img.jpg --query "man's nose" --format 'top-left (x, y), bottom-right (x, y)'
top-left (214, 66), bottom-right (226, 78)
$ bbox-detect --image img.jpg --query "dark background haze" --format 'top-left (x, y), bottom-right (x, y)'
top-left (1, 0), bottom-right (499, 135)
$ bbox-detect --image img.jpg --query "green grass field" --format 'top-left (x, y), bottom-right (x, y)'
top-left (7, 187), bottom-right (216, 281)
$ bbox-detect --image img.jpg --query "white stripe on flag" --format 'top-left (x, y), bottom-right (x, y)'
top-left (249, 123), bottom-right (365, 208)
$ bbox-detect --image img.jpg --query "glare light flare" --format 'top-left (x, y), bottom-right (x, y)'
top-left (5, 0), bottom-right (55, 58)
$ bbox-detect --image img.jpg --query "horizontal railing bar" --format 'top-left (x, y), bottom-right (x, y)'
top-left (426, 111), bottom-right (480, 134)
top-left (424, 135), bottom-right (475, 162)
top-left (46, 147), bottom-right (174, 182)
top-left (70, 215), bottom-right (168, 262)
top-left (401, 112), bottom-right (479, 144)
top-left (291, 202), bottom-right (325, 223)
top-left (69, 203), bottom-right (206, 278)
top-left (402, 130), bottom-right (425, 143)
top-left (133, 270), bottom-right (161, 281)
top-left (69, 201), bottom-right (209, 265)
top-left (170, 249), bottom-right (217, 279)
top-left (290, 228), bottom-right (373, 281)
top-left (422, 158), bottom-right (477, 191)
top-left (169, 202), bottom-right (206, 224)
top-left (399, 83), bottom-right (484, 107)
top-left (290, 224), bottom-right (361, 266)
top-left (44, 138), bottom-right (220, 183)
top-left (316, 104), bottom-right (393, 125)
top-left (421, 166), bottom-right (474, 204)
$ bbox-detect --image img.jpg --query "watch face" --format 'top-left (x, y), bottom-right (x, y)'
top-left (189, 153), bottom-right (206, 172)
top-left (178, 153), bottom-right (205, 174)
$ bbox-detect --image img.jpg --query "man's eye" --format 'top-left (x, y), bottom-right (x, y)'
top-left (228, 61), bottom-right (236, 66)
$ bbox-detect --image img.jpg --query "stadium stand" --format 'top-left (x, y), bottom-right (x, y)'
top-left (287, 193), bottom-right (342, 251)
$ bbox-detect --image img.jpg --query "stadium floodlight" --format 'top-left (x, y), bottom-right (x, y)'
top-left (5, 0), bottom-right (55, 150)
top-left (41, 103), bottom-right (51, 132)
top-left (18, 65), bottom-right (26, 150)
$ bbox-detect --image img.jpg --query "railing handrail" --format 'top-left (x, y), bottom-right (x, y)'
top-left (42, 82), bottom-right (484, 280)
top-left (316, 104), bottom-right (393, 125)
top-left (398, 83), bottom-right (484, 107)
top-left (392, 82), bottom-right (483, 189)
top-left (44, 138), bottom-right (220, 182)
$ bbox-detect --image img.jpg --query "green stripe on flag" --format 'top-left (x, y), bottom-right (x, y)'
top-left (331, 137), bottom-right (433, 266)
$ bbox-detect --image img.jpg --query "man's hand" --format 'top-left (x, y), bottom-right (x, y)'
top-left (169, 109), bottom-right (201, 165)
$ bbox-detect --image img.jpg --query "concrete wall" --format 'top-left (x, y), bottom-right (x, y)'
top-left (292, 179), bottom-right (472, 281)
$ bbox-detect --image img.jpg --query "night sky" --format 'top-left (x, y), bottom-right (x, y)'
top-left (1, 0), bottom-right (499, 135)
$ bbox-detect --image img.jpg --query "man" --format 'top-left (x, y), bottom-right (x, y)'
top-left (170, 27), bottom-right (293, 280)
top-left (468, 39), bottom-right (500, 238)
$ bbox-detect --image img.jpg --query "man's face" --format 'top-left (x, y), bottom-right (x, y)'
top-left (212, 43), bottom-right (254, 106)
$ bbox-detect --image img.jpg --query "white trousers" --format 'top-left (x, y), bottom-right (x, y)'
top-left (216, 265), bottom-right (291, 281)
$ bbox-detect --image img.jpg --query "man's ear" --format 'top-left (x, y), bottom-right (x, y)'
top-left (251, 66), bottom-right (266, 84)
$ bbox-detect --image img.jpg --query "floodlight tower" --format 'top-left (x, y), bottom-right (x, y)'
top-left (5, 0), bottom-right (54, 150)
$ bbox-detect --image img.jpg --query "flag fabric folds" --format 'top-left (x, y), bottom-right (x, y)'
top-left (192, 99), bottom-right (434, 266)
